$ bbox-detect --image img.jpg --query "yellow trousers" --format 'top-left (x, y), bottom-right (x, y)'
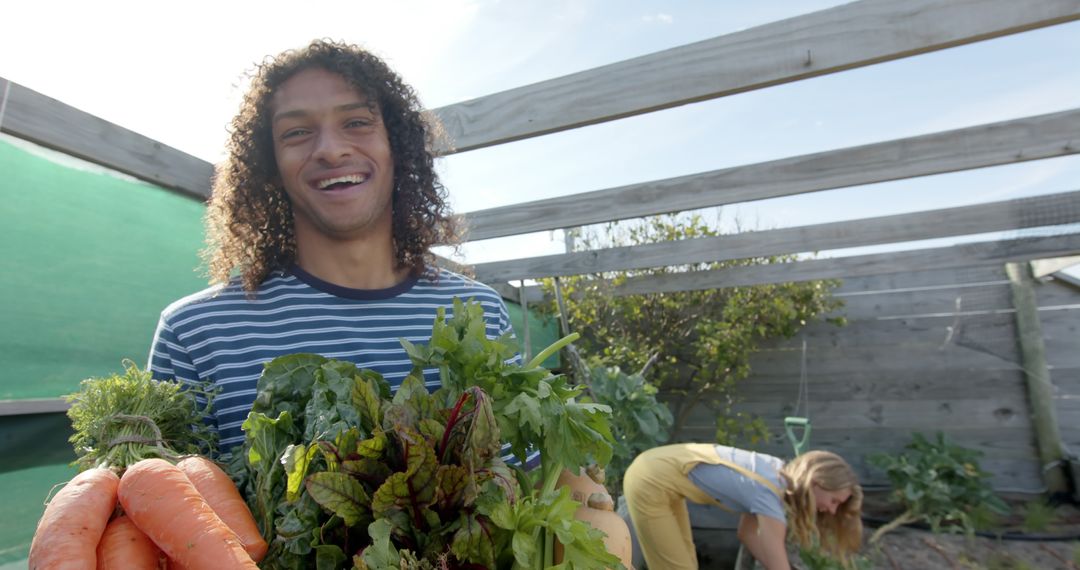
top-left (623, 444), bottom-right (730, 570)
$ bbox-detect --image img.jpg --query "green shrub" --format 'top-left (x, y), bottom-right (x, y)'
top-left (582, 363), bottom-right (673, 497)
top-left (868, 432), bottom-right (1008, 542)
top-left (797, 543), bottom-right (872, 570)
top-left (970, 501), bottom-right (1005, 533)
top-left (539, 213), bottom-right (842, 444)
top-left (1019, 500), bottom-right (1057, 533)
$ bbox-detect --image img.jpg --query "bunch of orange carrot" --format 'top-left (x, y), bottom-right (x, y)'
top-left (29, 456), bottom-right (267, 570)
top-left (29, 364), bottom-right (267, 569)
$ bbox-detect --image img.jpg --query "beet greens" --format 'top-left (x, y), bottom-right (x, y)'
top-left (228, 298), bottom-right (623, 569)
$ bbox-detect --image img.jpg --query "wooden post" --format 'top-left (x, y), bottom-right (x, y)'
top-left (1006, 262), bottom-right (1069, 494)
top-left (565, 227), bottom-right (577, 254)
top-left (553, 277), bottom-right (572, 338)
top-left (518, 279), bottom-right (531, 363)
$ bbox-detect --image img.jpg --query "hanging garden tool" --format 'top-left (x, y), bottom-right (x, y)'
top-left (784, 340), bottom-right (812, 457)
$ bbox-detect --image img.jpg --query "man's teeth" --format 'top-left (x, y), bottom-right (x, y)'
top-left (317, 174), bottom-right (369, 189)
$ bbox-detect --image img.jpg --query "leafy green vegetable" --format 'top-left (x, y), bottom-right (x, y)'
top-left (484, 486), bottom-right (622, 570)
top-left (581, 364), bottom-right (673, 498)
top-left (869, 431), bottom-right (1009, 543)
top-left (65, 360), bottom-right (215, 470)
top-left (229, 298), bottom-right (624, 569)
top-left (356, 520), bottom-right (401, 569)
top-left (798, 541), bottom-right (874, 570)
top-left (306, 471), bottom-right (372, 527)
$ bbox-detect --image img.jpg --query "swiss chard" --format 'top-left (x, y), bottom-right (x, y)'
top-left (229, 298), bottom-right (623, 569)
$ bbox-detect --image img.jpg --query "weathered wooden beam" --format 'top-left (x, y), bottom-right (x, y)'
top-left (460, 109), bottom-right (1080, 242)
top-left (487, 281), bottom-right (526, 303)
top-left (0, 398), bottom-right (70, 416)
top-left (433, 253), bottom-right (528, 303)
top-left (1052, 271), bottom-right (1080, 291)
top-left (605, 233), bottom-right (1080, 296)
top-left (1030, 255), bottom-right (1080, 278)
top-left (496, 234), bottom-right (1079, 300)
top-left (0, 78), bottom-right (214, 199)
top-left (1006, 262), bottom-right (1071, 494)
top-left (471, 190), bottom-right (1080, 282)
top-left (432, 0), bottom-right (1080, 154)
top-left (517, 280), bottom-right (531, 363)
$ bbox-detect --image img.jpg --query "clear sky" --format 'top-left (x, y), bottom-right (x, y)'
top-left (2, 0), bottom-right (1079, 269)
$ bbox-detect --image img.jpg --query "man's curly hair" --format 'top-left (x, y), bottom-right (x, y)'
top-left (203, 39), bottom-right (456, 292)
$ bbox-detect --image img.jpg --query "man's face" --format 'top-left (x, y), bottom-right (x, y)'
top-left (270, 68), bottom-right (395, 244)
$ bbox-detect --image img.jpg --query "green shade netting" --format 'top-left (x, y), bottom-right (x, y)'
top-left (0, 463), bottom-right (80, 565)
top-left (0, 136), bottom-right (205, 563)
top-left (1, 137), bottom-right (208, 400)
top-left (506, 301), bottom-right (561, 368)
top-left (0, 413), bottom-right (76, 564)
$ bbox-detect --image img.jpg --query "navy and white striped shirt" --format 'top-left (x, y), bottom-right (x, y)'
top-left (148, 265), bottom-right (535, 465)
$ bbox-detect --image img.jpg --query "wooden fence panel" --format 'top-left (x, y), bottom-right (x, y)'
top-left (736, 369), bottom-right (1027, 403)
top-left (759, 313), bottom-right (1017, 355)
top-left (748, 342), bottom-right (1022, 375)
top-left (1041, 309), bottom-right (1080, 369)
top-left (662, 264), bottom-right (1064, 491)
top-left (675, 409), bottom-right (1034, 458)
top-left (834, 265), bottom-right (1009, 294)
top-left (833, 284), bottom-right (1013, 321)
top-left (1058, 369), bottom-right (1080, 455)
top-left (732, 396), bottom-right (1029, 430)
top-left (1036, 278), bottom-right (1080, 308)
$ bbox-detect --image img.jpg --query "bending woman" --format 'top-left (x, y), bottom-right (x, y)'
top-left (624, 444), bottom-right (862, 569)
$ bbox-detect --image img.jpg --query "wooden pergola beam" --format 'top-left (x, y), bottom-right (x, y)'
top-left (432, 0), bottom-right (1080, 153)
top-left (461, 109), bottom-right (1080, 242)
top-left (543, 232), bottom-right (1080, 297)
top-left (504, 233), bottom-right (1080, 301)
top-left (471, 189), bottom-right (1080, 282)
top-left (0, 78), bottom-right (214, 200)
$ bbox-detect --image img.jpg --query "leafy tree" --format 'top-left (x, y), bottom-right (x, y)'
top-left (540, 213), bottom-right (843, 446)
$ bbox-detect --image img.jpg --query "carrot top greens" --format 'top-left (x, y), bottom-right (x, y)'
top-left (66, 361), bottom-right (216, 471)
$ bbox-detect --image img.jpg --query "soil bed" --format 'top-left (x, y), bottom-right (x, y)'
top-left (836, 492), bottom-right (1080, 570)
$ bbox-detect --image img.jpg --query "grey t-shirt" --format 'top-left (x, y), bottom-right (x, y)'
top-left (687, 445), bottom-right (786, 523)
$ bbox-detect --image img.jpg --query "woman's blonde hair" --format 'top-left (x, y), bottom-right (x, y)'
top-left (780, 450), bottom-right (864, 564)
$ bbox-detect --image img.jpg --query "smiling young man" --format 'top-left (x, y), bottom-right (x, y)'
top-left (147, 40), bottom-right (528, 463)
top-left (271, 66), bottom-right (403, 290)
